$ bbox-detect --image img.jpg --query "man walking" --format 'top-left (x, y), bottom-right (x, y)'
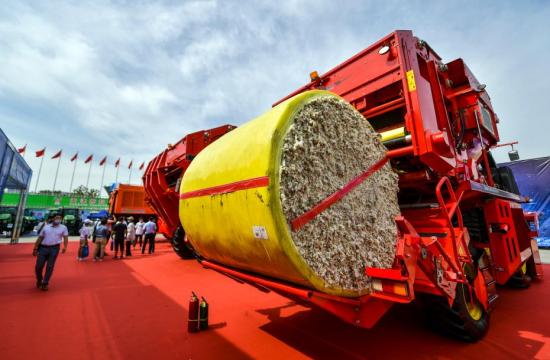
top-left (134, 217), bottom-right (145, 249)
top-left (112, 219), bottom-right (127, 259)
top-left (93, 218), bottom-right (109, 261)
top-left (125, 217), bottom-right (136, 257)
top-left (141, 217), bottom-right (157, 255)
top-left (32, 214), bottom-right (68, 291)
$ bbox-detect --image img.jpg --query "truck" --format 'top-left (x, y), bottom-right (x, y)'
top-left (108, 184), bottom-right (155, 220)
top-left (0, 206), bottom-right (36, 237)
top-left (143, 125), bottom-right (236, 258)
top-left (147, 30), bottom-right (544, 341)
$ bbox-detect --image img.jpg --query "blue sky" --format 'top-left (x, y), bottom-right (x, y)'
top-left (1, 0), bottom-right (549, 194)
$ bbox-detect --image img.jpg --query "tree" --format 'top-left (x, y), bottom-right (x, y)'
top-left (87, 189), bottom-right (100, 198)
top-left (72, 185), bottom-right (100, 198)
top-left (39, 190), bottom-right (63, 195)
top-left (72, 185), bottom-right (88, 197)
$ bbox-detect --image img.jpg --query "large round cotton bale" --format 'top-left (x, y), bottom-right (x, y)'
top-left (179, 90), bottom-right (399, 297)
top-left (280, 95), bottom-right (400, 292)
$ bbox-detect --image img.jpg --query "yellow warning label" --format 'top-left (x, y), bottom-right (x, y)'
top-left (406, 70), bottom-right (417, 92)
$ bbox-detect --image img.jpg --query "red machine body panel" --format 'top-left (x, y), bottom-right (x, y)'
top-left (143, 125), bottom-right (236, 239)
top-left (483, 199), bottom-right (522, 284)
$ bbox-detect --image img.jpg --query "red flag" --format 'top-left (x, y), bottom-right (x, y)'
top-left (70, 152), bottom-right (78, 162)
top-left (139, 162), bottom-right (145, 170)
top-left (99, 156), bottom-right (107, 166)
top-left (51, 150), bottom-right (62, 159)
top-left (35, 148), bottom-right (46, 157)
top-left (115, 158), bottom-right (120, 168)
top-left (18, 145), bottom-right (26, 154)
top-left (128, 160), bottom-right (133, 169)
top-left (84, 154), bottom-right (93, 164)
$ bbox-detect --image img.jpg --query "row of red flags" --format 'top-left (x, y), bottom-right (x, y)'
top-left (17, 145), bottom-right (144, 170)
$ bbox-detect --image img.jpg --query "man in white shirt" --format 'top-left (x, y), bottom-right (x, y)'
top-left (134, 217), bottom-right (145, 249)
top-left (33, 214), bottom-right (69, 291)
top-left (125, 217), bottom-right (136, 256)
top-left (141, 217), bottom-right (157, 255)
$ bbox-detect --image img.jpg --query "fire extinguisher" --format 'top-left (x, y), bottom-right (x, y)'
top-left (188, 292), bottom-right (199, 333)
top-left (199, 297), bottom-right (209, 331)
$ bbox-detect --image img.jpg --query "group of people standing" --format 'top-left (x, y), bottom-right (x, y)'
top-left (86, 216), bottom-right (158, 261)
top-left (33, 214), bottom-right (159, 291)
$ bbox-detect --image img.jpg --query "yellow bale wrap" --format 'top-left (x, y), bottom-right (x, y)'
top-left (179, 90), bottom-right (369, 297)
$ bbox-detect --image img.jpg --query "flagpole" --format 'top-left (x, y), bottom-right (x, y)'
top-left (69, 159), bottom-right (78, 192)
top-left (34, 156), bottom-right (45, 193)
top-left (52, 156), bottom-right (61, 191)
top-left (115, 166), bottom-right (120, 184)
top-left (128, 167), bottom-right (133, 184)
top-left (86, 160), bottom-right (93, 188)
top-left (100, 163), bottom-right (106, 195)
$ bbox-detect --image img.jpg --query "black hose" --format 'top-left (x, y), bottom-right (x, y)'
top-left (454, 110), bottom-right (466, 150)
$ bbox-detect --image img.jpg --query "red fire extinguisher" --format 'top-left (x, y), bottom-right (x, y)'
top-left (188, 292), bottom-right (199, 333)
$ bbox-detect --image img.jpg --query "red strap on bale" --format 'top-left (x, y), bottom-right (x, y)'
top-left (290, 156), bottom-right (389, 231)
top-left (180, 176), bottom-right (269, 199)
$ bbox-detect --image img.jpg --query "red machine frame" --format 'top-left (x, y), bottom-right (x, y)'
top-left (143, 125), bottom-right (236, 240)
top-left (198, 30), bottom-right (543, 331)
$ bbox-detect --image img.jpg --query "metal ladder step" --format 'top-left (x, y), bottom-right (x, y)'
top-left (488, 293), bottom-right (499, 305)
top-left (399, 202), bottom-right (440, 209)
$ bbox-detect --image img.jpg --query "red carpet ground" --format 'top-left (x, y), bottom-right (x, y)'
top-left (1, 240), bottom-right (549, 360)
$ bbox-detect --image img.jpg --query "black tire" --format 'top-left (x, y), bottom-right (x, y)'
top-left (507, 263), bottom-right (532, 289)
top-left (171, 225), bottom-right (195, 259)
top-left (424, 282), bottom-right (489, 342)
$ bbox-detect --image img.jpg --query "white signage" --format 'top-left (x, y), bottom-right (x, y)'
top-left (252, 225), bottom-right (268, 240)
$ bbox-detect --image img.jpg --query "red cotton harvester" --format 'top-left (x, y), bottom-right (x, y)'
top-left (142, 125), bottom-right (236, 258)
top-left (181, 30), bottom-right (543, 341)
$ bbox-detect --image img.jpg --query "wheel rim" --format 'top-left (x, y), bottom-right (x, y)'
top-left (462, 263), bottom-right (483, 321)
top-left (464, 291), bottom-right (483, 321)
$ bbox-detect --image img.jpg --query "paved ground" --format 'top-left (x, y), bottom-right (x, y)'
top-left (1, 240), bottom-right (549, 359)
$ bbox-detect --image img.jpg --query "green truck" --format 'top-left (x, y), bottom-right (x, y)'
top-left (0, 207), bottom-right (37, 237)
top-left (48, 208), bottom-right (82, 236)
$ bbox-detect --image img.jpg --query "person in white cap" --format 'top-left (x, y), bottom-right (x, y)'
top-left (77, 219), bottom-right (93, 261)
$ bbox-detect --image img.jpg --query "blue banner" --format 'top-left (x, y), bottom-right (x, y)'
top-left (0, 129), bottom-right (32, 201)
top-left (499, 157), bottom-right (550, 248)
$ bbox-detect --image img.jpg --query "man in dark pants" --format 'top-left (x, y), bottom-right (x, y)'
top-left (112, 219), bottom-right (127, 259)
top-left (33, 214), bottom-right (69, 291)
top-left (141, 217), bottom-right (157, 254)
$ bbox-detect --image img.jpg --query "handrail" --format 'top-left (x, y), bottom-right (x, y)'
top-left (435, 177), bottom-right (472, 277)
